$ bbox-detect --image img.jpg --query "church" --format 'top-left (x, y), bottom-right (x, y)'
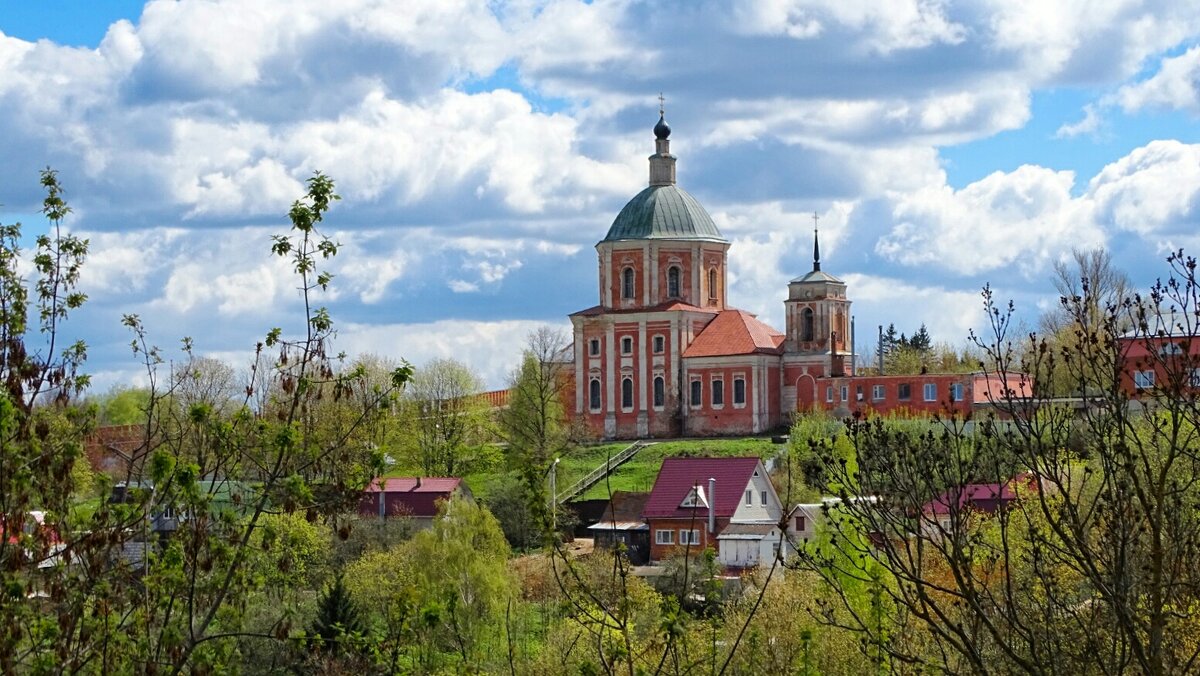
top-left (568, 110), bottom-right (853, 439)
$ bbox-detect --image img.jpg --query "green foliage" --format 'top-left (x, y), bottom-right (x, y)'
top-left (252, 512), bottom-right (333, 591)
top-left (310, 574), bottom-right (365, 655)
top-left (400, 357), bottom-right (494, 477)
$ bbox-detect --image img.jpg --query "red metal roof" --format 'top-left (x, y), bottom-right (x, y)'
top-left (642, 457), bottom-right (763, 520)
top-left (683, 309), bottom-right (785, 358)
top-left (922, 481), bottom-right (1018, 516)
top-left (366, 477), bottom-right (462, 494)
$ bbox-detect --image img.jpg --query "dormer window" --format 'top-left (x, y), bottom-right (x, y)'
top-left (667, 266), bottom-right (681, 298)
top-left (679, 485), bottom-right (709, 508)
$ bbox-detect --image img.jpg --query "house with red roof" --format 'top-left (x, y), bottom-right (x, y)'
top-left (641, 456), bottom-right (790, 568)
top-left (358, 477), bottom-right (473, 527)
top-left (919, 475), bottom-right (1036, 538)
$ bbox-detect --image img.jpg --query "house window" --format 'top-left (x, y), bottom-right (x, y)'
top-left (794, 515), bottom-right (807, 531)
top-left (898, 383), bottom-right (911, 400)
top-left (621, 336), bottom-right (633, 355)
top-left (733, 377), bottom-right (746, 405)
top-left (667, 266), bottom-right (681, 298)
top-left (656, 529), bottom-right (674, 545)
top-left (653, 335), bottom-right (665, 353)
top-left (680, 529), bottom-right (701, 545)
top-left (840, 385), bottom-right (848, 402)
top-left (708, 269), bottom-right (717, 299)
top-left (622, 267), bottom-right (635, 299)
top-left (1134, 370), bottom-right (1155, 389)
top-left (589, 379), bottom-right (601, 411)
top-left (621, 377), bottom-right (634, 409)
top-left (690, 380), bottom-right (702, 407)
top-left (745, 490), bottom-right (753, 506)
top-left (1191, 369), bottom-right (1200, 388)
top-left (856, 385), bottom-right (864, 401)
top-left (760, 490), bottom-right (768, 506)
top-left (872, 384), bottom-right (885, 400)
top-left (712, 379), bottom-right (724, 407)
top-left (825, 386), bottom-right (833, 403)
top-left (653, 376), bottom-right (665, 408)
top-left (950, 383), bottom-right (964, 401)
top-left (924, 383), bottom-right (937, 401)
top-left (802, 308), bottom-right (814, 342)
top-left (1160, 342), bottom-right (1185, 356)
top-left (589, 338), bottom-right (600, 356)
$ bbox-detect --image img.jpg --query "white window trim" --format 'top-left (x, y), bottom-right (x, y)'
top-left (950, 383), bottom-right (964, 402)
top-left (1190, 368), bottom-right (1200, 389)
top-left (655, 529), bottom-right (674, 545)
top-left (760, 490), bottom-right (768, 506)
top-left (588, 378), bottom-right (602, 413)
top-left (689, 379), bottom-right (703, 409)
top-left (924, 383), bottom-right (937, 402)
top-left (711, 377), bottom-right (725, 409)
top-left (652, 334), bottom-right (665, 354)
top-left (1134, 370), bottom-right (1155, 390)
top-left (840, 385), bottom-right (848, 402)
top-left (825, 386), bottom-right (834, 403)
top-left (732, 375), bottom-right (747, 408)
top-left (589, 339), bottom-right (600, 357)
top-left (621, 266), bottom-right (635, 300)
top-left (744, 489), bottom-right (753, 506)
top-left (872, 384), bottom-right (885, 401)
top-left (652, 374), bottom-right (666, 411)
top-left (679, 529), bottom-right (701, 546)
top-left (620, 377), bottom-right (635, 412)
top-left (621, 336), bottom-right (633, 355)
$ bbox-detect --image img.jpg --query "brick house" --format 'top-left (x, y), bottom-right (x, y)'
top-left (804, 371), bottom-right (1033, 417)
top-left (1118, 319), bottom-right (1200, 397)
top-left (641, 456), bottom-right (790, 568)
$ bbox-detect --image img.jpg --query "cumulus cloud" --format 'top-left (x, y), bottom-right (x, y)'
top-left (1116, 45), bottom-right (1200, 114)
top-left (1055, 104), bottom-right (1103, 139)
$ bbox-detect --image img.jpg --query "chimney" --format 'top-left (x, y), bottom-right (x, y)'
top-left (415, 477), bottom-right (422, 490)
top-left (708, 477), bottom-right (716, 534)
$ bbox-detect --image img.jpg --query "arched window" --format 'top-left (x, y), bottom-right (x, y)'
top-left (802, 308), bottom-right (814, 342)
top-left (653, 376), bottom-right (665, 408)
top-left (667, 266), bottom-right (681, 298)
top-left (708, 268), bottom-right (717, 300)
top-left (621, 377), bottom-right (634, 409)
top-left (622, 267), bottom-right (635, 299)
top-left (589, 379), bottom-right (601, 411)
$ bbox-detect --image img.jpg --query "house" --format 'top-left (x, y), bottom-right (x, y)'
top-left (805, 371), bottom-right (1033, 418)
top-left (587, 490), bottom-right (651, 565)
top-left (84, 424), bottom-right (153, 479)
top-left (566, 108), bottom-right (1030, 439)
top-left (641, 456), bottom-right (791, 569)
top-left (919, 476), bottom-right (1034, 538)
top-left (1118, 317), bottom-right (1200, 398)
top-left (358, 477), bottom-right (472, 527)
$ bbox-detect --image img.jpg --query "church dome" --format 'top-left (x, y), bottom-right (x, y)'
top-left (602, 184), bottom-right (725, 242)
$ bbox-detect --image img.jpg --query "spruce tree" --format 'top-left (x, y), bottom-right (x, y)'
top-left (310, 573), bottom-right (364, 654)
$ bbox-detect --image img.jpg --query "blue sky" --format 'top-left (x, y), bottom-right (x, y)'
top-left (2, 0), bottom-right (1200, 390)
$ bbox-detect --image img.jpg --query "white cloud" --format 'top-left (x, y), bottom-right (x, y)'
top-left (1116, 45), bottom-right (1200, 114)
top-left (1087, 140), bottom-right (1200, 236)
top-left (1055, 103), bottom-right (1103, 138)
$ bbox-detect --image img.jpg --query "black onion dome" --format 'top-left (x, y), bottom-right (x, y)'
top-left (654, 114), bottom-right (671, 140)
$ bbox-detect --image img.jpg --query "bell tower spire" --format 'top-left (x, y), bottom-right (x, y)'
top-left (812, 212), bottom-right (821, 272)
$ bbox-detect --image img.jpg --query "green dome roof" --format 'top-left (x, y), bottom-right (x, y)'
top-left (602, 185), bottom-right (725, 243)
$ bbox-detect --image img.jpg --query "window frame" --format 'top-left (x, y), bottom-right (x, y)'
top-left (652, 335), bottom-right (665, 353)
top-left (898, 383), bottom-right (912, 401)
top-left (794, 515), bottom-right (807, 531)
top-left (620, 336), bottom-right (633, 355)
top-left (655, 529), bottom-right (674, 545)
top-left (679, 529), bottom-right (701, 546)
top-left (950, 383), bottom-right (964, 401)
top-left (760, 490), bottom-right (768, 506)
top-left (1134, 370), bottom-right (1155, 390)
top-left (733, 377), bottom-right (746, 406)
top-left (653, 375), bottom-right (665, 409)
top-left (801, 308), bottom-right (814, 342)
top-left (667, 265), bottom-right (681, 299)
top-left (711, 378), bottom-right (724, 408)
top-left (589, 378), bottom-right (602, 412)
top-left (707, 268), bottom-right (718, 300)
top-left (872, 384), bottom-right (885, 401)
top-left (825, 386), bottom-right (833, 403)
top-left (621, 266), bottom-right (635, 300)
top-left (588, 338), bottom-right (600, 357)
top-left (840, 385), bottom-right (848, 402)
top-left (621, 377), bottom-right (634, 410)
top-left (744, 489), bottom-right (753, 506)
top-left (923, 382), bottom-right (937, 402)
top-left (689, 379), bottom-right (702, 408)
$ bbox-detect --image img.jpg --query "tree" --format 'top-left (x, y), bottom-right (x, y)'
top-left (403, 358), bottom-right (492, 477)
top-left (310, 574), bottom-right (365, 654)
top-left (497, 326), bottom-right (571, 470)
top-left (798, 253), bottom-right (1200, 675)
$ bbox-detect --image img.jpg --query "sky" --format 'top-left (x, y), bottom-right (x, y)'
top-left (2, 0), bottom-right (1200, 391)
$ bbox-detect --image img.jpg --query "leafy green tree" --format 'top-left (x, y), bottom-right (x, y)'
top-left (498, 326), bottom-right (571, 469)
top-left (89, 384), bottom-right (151, 424)
top-left (403, 357), bottom-right (492, 477)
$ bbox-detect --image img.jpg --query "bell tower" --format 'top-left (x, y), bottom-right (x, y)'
top-left (784, 215), bottom-right (851, 376)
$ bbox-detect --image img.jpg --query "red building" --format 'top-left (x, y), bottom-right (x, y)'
top-left (568, 110), bottom-right (1026, 439)
top-left (1118, 321), bottom-right (1200, 397)
top-left (358, 477), bottom-right (472, 527)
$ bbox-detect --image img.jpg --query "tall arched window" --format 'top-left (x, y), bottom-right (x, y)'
top-left (621, 377), bottom-right (634, 409)
top-left (708, 268), bottom-right (717, 300)
top-left (622, 267), bottom-right (635, 299)
top-left (589, 379), bottom-right (601, 410)
top-left (667, 266), bottom-right (681, 298)
top-left (802, 308), bottom-right (814, 342)
top-left (653, 376), bottom-right (665, 408)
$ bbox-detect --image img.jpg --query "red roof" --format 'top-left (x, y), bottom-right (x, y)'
top-left (922, 481), bottom-right (1020, 516)
top-left (571, 301), bottom-right (720, 317)
top-left (683, 309), bottom-right (785, 358)
top-left (642, 457), bottom-right (763, 520)
top-left (361, 477), bottom-right (464, 518)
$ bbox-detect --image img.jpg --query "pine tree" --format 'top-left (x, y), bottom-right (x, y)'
top-left (909, 324), bottom-right (932, 352)
top-left (310, 573), bottom-right (364, 654)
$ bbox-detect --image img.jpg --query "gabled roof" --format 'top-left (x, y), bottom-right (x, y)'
top-left (571, 301), bottom-right (719, 317)
top-left (922, 481), bottom-right (1020, 516)
top-left (642, 457), bottom-right (763, 520)
top-left (683, 309), bottom-right (785, 358)
top-left (362, 477), bottom-right (466, 519)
